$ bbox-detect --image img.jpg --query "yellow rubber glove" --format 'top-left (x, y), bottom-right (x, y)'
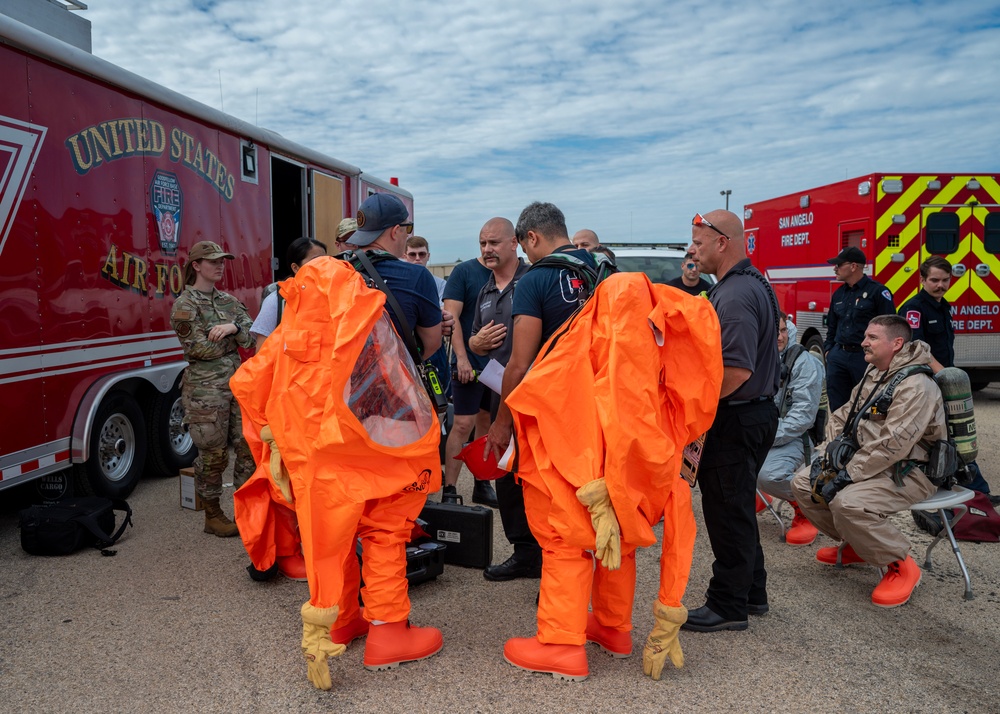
top-left (642, 600), bottom-right (687, 680)
top-left (575, 478), bottom-right (622, 570)
top-left (261, 425), bottom-right (294, 504)
top-left (300, 602), bottom-right (346, 690)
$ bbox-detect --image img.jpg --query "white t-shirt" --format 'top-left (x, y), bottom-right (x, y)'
top-left (250, 291), bottom-right (280, 338)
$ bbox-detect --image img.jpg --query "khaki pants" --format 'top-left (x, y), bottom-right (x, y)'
top-left (790, 468), bottom-right (936, 567)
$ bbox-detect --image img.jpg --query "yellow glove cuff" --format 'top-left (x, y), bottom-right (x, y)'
top-left (653, 600), bottom-right (687, 625)
top-left (301, 602), bottom-right (340, 627)
top-left (576, 477), bottom-right (610, 508)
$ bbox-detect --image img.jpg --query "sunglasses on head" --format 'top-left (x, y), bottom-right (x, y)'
top-left (692, 213), bottom-right (730, 241)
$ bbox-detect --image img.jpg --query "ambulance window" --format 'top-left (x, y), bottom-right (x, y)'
top-left (985, 213), bottom-right (1000, 254)
top-left (925, 212), bottom-right (959, 255)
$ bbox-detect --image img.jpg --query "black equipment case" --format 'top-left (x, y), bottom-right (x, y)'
top-left (419, 498), bottom-right (493, 569)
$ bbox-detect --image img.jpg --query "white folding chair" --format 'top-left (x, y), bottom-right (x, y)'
top-left (908, 486), bottom-right (976, 601)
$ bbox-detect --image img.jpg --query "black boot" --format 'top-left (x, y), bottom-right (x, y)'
top-left (472, 480), bottom-right (499, 508)
top-left (441, 485), bottom-right (461, 504)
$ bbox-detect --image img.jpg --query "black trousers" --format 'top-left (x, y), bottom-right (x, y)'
top-left (698, 399), bottom-right (779, 620)
top-left (826, 345), bottom-right (867, 413)
top-left (495, 472), bottom-right (541, 560)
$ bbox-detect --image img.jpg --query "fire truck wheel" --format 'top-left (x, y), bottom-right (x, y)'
top-left (805, 334), bottom-right (825, 363)
top-left (970, 381), bottom-right (989, 393)
top-left (75, 391), bottom-right (147, 499)
top-left (146, 384), bottom-right (195, 478)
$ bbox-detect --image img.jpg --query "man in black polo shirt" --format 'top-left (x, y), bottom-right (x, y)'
top-left (823, 246), bottom-right (895, 411)
top-left (467, 221), bottom-right (536, 580)
top-left (899, 255), bottom-right (996, 500)
top-left (682, 209), bottom-right (780, 633)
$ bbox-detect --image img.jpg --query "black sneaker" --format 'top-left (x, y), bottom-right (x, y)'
top-left (483, 554), bottom-right (542, 581)
top-left (441, 485), bottom-right (461, 504)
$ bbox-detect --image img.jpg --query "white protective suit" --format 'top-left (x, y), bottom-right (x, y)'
top-left (757, 320), bottom-right (823, 502)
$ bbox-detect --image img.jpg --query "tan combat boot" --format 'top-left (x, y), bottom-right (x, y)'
top-left (203, 498), bottom-right (239, 537)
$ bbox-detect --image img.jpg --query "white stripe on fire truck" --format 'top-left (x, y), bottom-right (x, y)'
top-left (0, 336), bottom-right (182, 377)
top-left (0, 330), bottom-right (178, 357)
top-left (764, 265), bottom-right (838, 281)
top-left (0, 349), bottom-right (184, 386)
top-left (1, 450), bottom-right (71, 481)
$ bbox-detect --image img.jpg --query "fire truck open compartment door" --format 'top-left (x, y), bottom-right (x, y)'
top-left (310, 170), bottom-right (345, 253)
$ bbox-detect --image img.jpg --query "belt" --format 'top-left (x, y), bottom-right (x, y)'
top-left (838, 343), bottom-right (863, 353)
top-left (720, 396), bottom-right (771, 407)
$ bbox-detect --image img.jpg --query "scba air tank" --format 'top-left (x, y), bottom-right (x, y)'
top-left (934, 367), bottom-right (978, 464)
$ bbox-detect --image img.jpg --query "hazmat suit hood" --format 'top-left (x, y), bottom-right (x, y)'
top-left (231, 257), bottom-right (441, 568)
top-left (782, 318), bottom-right (798, 354)
top-left (507, 272), bottom-right (723, 550)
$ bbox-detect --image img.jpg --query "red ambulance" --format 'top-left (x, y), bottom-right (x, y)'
top-left (745, 174), bottom-right (1000, 390)
top-left (0, 13), bottom-right (411, 498)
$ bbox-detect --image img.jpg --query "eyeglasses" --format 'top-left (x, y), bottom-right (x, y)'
top-left (399, 222), bottom-right (414, 235)
top-left (692, 213), bottom-right (730, 241)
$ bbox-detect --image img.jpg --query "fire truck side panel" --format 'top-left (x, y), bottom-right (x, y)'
top-left (0, 39), bottom-right (41, 449)
top-left (746, 176), bottom-right (876, 351)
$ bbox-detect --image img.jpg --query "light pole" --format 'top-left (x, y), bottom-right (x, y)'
top-left (720, 189), bottom-right (732, 211)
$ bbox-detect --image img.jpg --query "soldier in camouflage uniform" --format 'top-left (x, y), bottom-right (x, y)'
top-left (170, 241), bottom-right (256, 537)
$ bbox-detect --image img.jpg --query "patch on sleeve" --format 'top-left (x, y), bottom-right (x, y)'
top-left (172, 309), bottom-right (194, 320)
top-left (905, 310), bottom-right (921, 329)
top-left (175, 322), bottom-right (193, 338)
top-left (882, 289), bottom-right (892, 301)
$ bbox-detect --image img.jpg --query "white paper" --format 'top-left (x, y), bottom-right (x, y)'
top-left (479, 359), bottom-right (505, 395)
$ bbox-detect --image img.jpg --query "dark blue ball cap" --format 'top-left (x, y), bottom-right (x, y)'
top-left (351, 193), bottom-right (410, 246)
top-left (827, 246), bottom-right (866, 265)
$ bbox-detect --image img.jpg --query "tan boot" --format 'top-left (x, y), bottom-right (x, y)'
top-left (203, 498), bottom-right (239, 537)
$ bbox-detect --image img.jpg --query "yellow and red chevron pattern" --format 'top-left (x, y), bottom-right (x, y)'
top-left (875, 174), bottom-right (1000, 336)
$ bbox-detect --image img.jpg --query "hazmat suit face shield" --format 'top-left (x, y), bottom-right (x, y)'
top-left (345, 312), bottom-right (436, 447)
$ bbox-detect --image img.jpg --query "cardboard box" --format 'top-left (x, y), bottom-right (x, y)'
top-left (179, 467), bottom-right (204, 511)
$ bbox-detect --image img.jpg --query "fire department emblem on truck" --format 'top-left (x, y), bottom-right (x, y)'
top-left (150, 170), bottom-right (182, 255)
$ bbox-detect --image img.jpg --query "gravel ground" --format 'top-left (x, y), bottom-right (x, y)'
top-left (2, 386), bottom-right (999, 714)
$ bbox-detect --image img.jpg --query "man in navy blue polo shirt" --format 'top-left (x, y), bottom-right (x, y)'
top-left (899, 255), bottom-right (995, 500)
top-left (344, 193), bottom-right (444, 362)
top-left (484, 202), bottom-right (597, 579)
top-left (824, 246), bottom-right (896, 411)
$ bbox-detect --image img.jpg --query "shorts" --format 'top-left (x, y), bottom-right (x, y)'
top-left (452, 378), bottom-right (491, 416)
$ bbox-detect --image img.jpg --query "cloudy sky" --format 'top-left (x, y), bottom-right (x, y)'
top-left (81, 0), bottom-right (1000, 261)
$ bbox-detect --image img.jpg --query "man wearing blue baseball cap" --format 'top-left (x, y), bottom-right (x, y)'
top-left (345, 193), bottom-right (445, 355)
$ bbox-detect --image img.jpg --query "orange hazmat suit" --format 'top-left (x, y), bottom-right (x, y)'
top-left (506, 272), bottom-right (722, 645)
top-left (230, 257), bottom-right (441, 624)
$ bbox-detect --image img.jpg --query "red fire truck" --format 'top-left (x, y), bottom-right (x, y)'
top-left (0, 13), bottom-right (412, 498)
top-left (745, 173), bottom-right (999, 390)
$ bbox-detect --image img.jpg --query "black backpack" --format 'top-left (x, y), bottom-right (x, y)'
top-left (525, 251), bottom-right (618, 308)
top-left (20, 497), bottom-right (133, 556)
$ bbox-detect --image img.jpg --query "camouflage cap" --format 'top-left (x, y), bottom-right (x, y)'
top-left (188, 241), bottom-right (235, 261)
top-left (337, 218), bottom-right (358, 240)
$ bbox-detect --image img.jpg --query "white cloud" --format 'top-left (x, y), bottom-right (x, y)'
top-left (80, 0), bottom-right (1000, 259)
